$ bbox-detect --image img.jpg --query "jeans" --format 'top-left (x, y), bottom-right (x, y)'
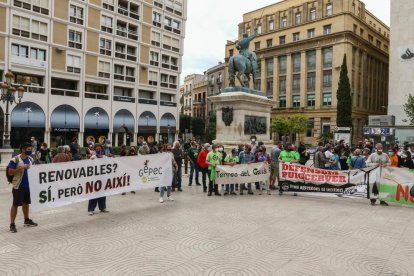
top-left (160, 186), bottom-right (172, 198)
top-left (225, 184), bottom-right (235, 193)
top-left (175, 166), bottom-right (182, 188)
top-left (200, 167), bottom-right (208, 190)
top-left (240, 183), bottom-right (252, 192)
top-left (260, 180), bottom-right (270, 192)
top-left (208, 169), bottom-right (219, 193)
top-left (189, 161), bottom-right (200, 184)
top-left (88, 197), bottom-right (106, 212)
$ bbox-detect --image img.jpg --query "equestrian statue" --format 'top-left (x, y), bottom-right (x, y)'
top-left (228, 28), bottom-right (260, 90)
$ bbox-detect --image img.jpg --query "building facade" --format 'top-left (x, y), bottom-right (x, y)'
top-left (205, 61), bottom-right (225, 119)
top-left (388, 0), bottom-right (414, 144)
top-left (180, 73), bottom-right (203, 116)
top-left (192, 78), bottom-right (207, 120)
top-left (225, 0), bottom-right (389, 144)
top-left (0, 0), bottom-right (186, 148)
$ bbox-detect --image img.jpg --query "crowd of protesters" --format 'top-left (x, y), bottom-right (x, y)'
top-left (7, 135), bottom-right (414, 233)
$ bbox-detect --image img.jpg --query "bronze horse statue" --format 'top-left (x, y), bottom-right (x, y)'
top-left (228, 54), bottom-right (259, 89)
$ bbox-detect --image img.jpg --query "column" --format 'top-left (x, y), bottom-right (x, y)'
top-left (285, 54), bottom-right (292, 107)
top-left (273, 54), bottom-right (279, 101)
top-left (78, 132), bottom-right (84, 147)
top-left (315, 48), bottom-right (322, 108)
top-left (114, 133), bottom-right (119, 146)
top-left (300, 51), bottom-right (307, 108)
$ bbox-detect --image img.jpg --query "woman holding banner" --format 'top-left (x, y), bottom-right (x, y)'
top-left (88, 144), bottom-right (109, 215)
top-left (159, 144), bottom-right (178, 203)
top-left (255, 146), bottom-right (271, 195)
top-left (223, 148), bottom-right (239, 196)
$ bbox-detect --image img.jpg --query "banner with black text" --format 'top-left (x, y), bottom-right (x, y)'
top-left (28, 154), bottom-right (172, 212)
top-left (215, 162), bottom-right (270, 185)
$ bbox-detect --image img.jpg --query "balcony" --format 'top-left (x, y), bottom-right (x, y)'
top-left (113, 95), bottom-right (135, 103)
top-left (208, 80), bottom-right (214, 86)
top-left (116, 25), bottom-right (139, 41)
top-left (193, 99), bottom-right (205, 105)
top-left (11, 55), bottom-right (48, 69)
top-left (51, 88), bottom-right (80, 97)
top-left (85, 91), bottom-right (109, 100)
top-left (216, 78), bottom-right (222, 84)
top-left (9, 83), bottom-right (46, 94)
top-left (118, 1), bottom-right (140, 21)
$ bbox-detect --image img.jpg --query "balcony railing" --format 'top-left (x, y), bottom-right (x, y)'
top-left (118, 6), bottom-right (140, 20)
top-left (51, 88), bottom-right (80, 97)
top-left (9, 83), bottom-right (46, 94)
top-left (85, 91), bottom-right (109, 100)
top-left (116, 27), bottom-right (139, 41)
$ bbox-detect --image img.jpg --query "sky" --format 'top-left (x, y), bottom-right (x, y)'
top-left (181, 0), bottom-right (391, 81)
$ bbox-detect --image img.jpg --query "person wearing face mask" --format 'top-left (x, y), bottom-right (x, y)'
top-left (238, 145), bottom-right (255, 195)
top-left (88, 144), bottom-right (109, 215)
top-left (205, 144), bottom-right (222, 196)
top-left (223, 148), bottom-right (239, 196)
top-left (401, 151), bottom-right (414, 169)
top-left (8, 142), bottom-right (38, 233)
top-left (387, 147), bottom-right (400, 168)
top-left (52, 146), bottom-right (71, 163)
top-left (171, 141), bottom-right (184, 192)
top-left (38, 142), bottom-right (51, 164)
top-left (278, 143), bottom-right (299, 195)
top-left (255, 146), bottom-right (271, 195)
top-left (366, 143), bottom-right (391, 206)
top-left (197, 143), bottom-right (210, 193)
top-left (187, 141), bottom-right (201, 186)
top-left (250, 137), bottom-right (258, 154)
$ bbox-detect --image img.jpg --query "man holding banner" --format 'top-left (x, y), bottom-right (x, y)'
top-left (206, 144), bottom-right (222, 196)
top-left (278, 143), bottom-right (299, 195)
top-left (88, 144), bottom-right (109, 215)
top-left (223, 149), bottom-right (239, 196)
top-left (238, 145), bottom-right (255, 195)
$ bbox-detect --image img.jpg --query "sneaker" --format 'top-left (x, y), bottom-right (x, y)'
top-left (178, 188), bottom-right (183, 192)
top-left (293, 193), bottom-right (298, 196)
top-left (10, 223), bottom-right (17, 233)
top-left (380, 200), bottom-right (389, 206)
top-left (121, 192), bottom-right (126, 195)
top-left (224, 192), bottom-right (229, 196)
top-left (267, 191), bottom-right (271, 195)
top-left (370, 201), bottom-right (376, 206)
top-left (24, 219), bottom-right (38, 227)
top-left (230, 191), bottom-right (237, 196)
top-left (88, 211), bottom-right (94, 216)
top-left (203, 188), bottom-right (207, 193)
top-left (240, 192), bottom-right (244, 195)
top-left (131, 191), bottom-right (136, 194)
top-left (248, 191), bottom-right (254, 195)
top-left (188, 183), bottom-right (192, 186)
top-left (168, 196), bottom-right (174, 201)
top-left (215, 192), bottom-right (221, 196)
top-left (196, 183), bottom-right (201, 186)
top-left (208, 192), bottom-right (212, 196)
top-left (160, 197), bottom-right (164, 203)
top-left (279, 190), bottom-right (283, 196)
top-left (155, 188), bottom-right (160, 192)
top-left (100, 209), bottom-right (109, 213)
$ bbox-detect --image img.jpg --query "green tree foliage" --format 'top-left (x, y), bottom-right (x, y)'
top-left (290, 114), bottom-right (308, 135)
top-left (403, 94), bottom-right (414, 125)
top-left (271, 117), bottom-right (290, 137)
top-left (205, 115), bottom-right (216, 142)
top-left (336, 54), bottom-right (353, 127)
top-left (179, 114), bottom-right (192, 133)
top-left (191, 117), bottom-right (205, 138)
top-left (319, 132), bottom-right (334, 144)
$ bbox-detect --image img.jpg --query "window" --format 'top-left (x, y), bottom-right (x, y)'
top-left (150, 51), bottom-right (159, 66)
top-left (101, 15), bottom-right (113, 33)
top-left (68, 30), bottom-right (82, 49)
top-left (323, 70), bottom-right (332, 89)
top-left (32, 20), bottom-right (48, 41)
top-left (85, 83), bottom-right (108, 100)
top-left (293, 32), bottom-right (300, 42)
top-left (279, 96), bottom-right (286, 108)
top-left (125, 67), bottom-right (135, 82)
top-left (292, 53), bottom-right (301, 73)
top-left (11, 44), bottom-right (28, 58)
top-left (376, 40), bottom-right (381, 48)
top-left (323, 47), bottom-right (333, 68)
top-left (99, 38), bottom-right (111, 56)
top-left (306, 118), bottom-right (314, 137)
top-left (114, 87), bottom-right (132, 97)
top-left (308, 28), bottom-right (315, 38)
top-left (295, 13), bottom-right (301, 25)
top-left (229, 49), bottom-right (234, 57)
top-left (257, 25), bottom-right (262, 34)
top-left (278, 56), bottom-right (287, 75)
top-left (160, 93), bottom-right (174, 102)
top-left (103, 0), bottom-right (114, 11)
top-left (292, 95), bottom-right (300, 108)
top-left (152, 12), bottom-right (162, 27)
top-left (126, 46), bottom-right (136, 61)
top-left (114, 64), bottom-right (124, 80)
top-left (323, 93), bottom-right (332, 106)
top-left (13, 15), bottom-right (47, 41)
top-left (307, 50), bottom-right (316, 70)
top-left (14, 0), bottom-right (49, 15)
top-left (323, 25), bottom-right (332, 35)
top-left (368, 34), bottom-right (373, 44)
top-left (269, 20), bottom-right (274, 31)
top-left (353, 24), bottom-right (358, 33)
top-left (98, 61), bottom-right (110, 78)
top-left (31, 47), bottom-right (46, 61)
top-left (326, 3), bottom-right (333, 16)
top-left (281, 16), bottom-right (287, 28)
top-left (254, 42), bottom-right (260, 51)
top-left (67, 54), bottom-right (81, 73)
top-left (307, 72), bottom-right (315, 92)
top-left (307, 95), bottom-right (315, 107)
top-left (309, 8), bottom-right (316, 20)
top-left (279, 36), bottom-right (286, 45)
top-left (115, 43), bottom-right (126, 59)
top-left (360, 28), bottom-right (364, 37)
top-left (266, 39), bottom-right (273, 48)
top-left (279, 76), bottom-right (286, 94)
top-left (151, 31), bottom-right (161, 47)
top-left (70, 5), bottom-right (83, 25)
top-left (149, 71), bottom-right (158, 86)
top-left (139, 90), bottom-right (155, 99)
top-left (266, 78), bottom-right (273, 95)
top-left (266, 58), bottom-right (273, 76)
top-left (292, 74), bottom-right (300, 92)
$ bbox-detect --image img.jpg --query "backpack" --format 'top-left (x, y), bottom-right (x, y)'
top-left (6, 156), bottom-right (20, 184)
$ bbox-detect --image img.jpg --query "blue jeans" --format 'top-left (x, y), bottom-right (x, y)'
top-left (160, 186), bottom-right (172, 198)
top-left (225, 184), bottom-right (235, 193)
top-left (189, 161), bottom-right (199, 184)
top-left (88, 197), bottom-right (106, 212)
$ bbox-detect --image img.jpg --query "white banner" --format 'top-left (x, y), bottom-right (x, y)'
top-left (215, 163), bottom-right (270, 185)
top-left (28, 154), bottom-right (172, 212)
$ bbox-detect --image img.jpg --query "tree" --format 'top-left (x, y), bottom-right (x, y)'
top-left (336, 54), bottom-right (353, 127)
top-left (404, 94), bottom-right (414, 125)
top-left (191, 117), bottom-right (205, 138)
top-left (271, 117), bottom-right (290, 139)
top-left (205, 115), bottom-right (216, 143)
top-left (179, 114), bottom-right (192, 133)
top-left (319, 131), bottom-right (334, 144)
top-left (289, 114), bottom-right (308, 143)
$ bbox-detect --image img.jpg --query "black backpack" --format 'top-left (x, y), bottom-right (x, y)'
top-left (6, 156), bottom-right (20, 183)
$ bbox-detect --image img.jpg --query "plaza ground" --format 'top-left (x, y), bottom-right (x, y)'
top-left (0, 173), bottom-right (413, 276)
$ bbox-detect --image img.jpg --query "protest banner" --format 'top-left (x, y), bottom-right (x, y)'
top-left (379, 167), bottom-right (414, 206)
top-left (279, 163), bottom-right (379, 195)
top-left (214, 162), bottom-right (270, 185)
top-left (28, 153), bottom-right (172, 212)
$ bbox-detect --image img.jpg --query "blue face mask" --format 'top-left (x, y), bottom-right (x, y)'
top-left (96, 150), bottom-right (104, 155)
top-left (25, 150), bottom-right (32, 156)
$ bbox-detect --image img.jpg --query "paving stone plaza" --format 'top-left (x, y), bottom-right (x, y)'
top-left (0, 173), bottom-right (413, 276)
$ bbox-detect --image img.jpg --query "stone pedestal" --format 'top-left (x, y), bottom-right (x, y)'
top-left (0, 148), bottom-right (14, 170)
top-left (210, 90), bottom-right (275, 147)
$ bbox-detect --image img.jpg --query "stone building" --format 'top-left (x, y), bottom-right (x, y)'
top-left (224, 0), bottom-right (389, 144)
top-left (205, 61), bottom-right (225, 119)
top-left (180, 73), bottom-right (203, 116)
top-left (0, 0), bottom-right (186, 147)
top-left (192, 78), bottom-right (207, 121)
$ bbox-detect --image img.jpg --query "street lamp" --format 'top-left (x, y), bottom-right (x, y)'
top-left (0, 70), bottom-right (27, 148)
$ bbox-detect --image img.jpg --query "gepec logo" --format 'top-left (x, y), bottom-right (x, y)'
top-left (138, 160), bottom-right (163, 183)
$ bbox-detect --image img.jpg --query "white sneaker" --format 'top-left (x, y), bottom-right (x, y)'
top-left (168, 196), bottom-right (174, 201)
top-left (159, 197), bottom-right (164, 203)
top-left (88, 211), bottom-right (94, 216)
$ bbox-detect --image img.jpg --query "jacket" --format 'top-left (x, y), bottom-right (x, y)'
top-left (197, 149), bottom-right (209, 169)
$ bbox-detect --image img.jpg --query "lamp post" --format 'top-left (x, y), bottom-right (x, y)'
top-left (0, 70), bottom-right (26, 149)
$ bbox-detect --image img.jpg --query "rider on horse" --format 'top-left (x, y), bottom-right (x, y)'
top-left (236, 28), bottom-right (259, 75)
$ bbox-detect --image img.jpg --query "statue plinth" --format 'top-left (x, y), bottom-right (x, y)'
top-left (210, 89), bottom-right (275, 147)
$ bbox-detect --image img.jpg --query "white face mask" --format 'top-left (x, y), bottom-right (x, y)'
top-left (218, 148), bottom-right (223, 152)
top-left (252, 139), bottom-right (256, 142)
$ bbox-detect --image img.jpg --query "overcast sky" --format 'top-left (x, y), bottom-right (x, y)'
top-left (181, 0), bottom-right (391, 81)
